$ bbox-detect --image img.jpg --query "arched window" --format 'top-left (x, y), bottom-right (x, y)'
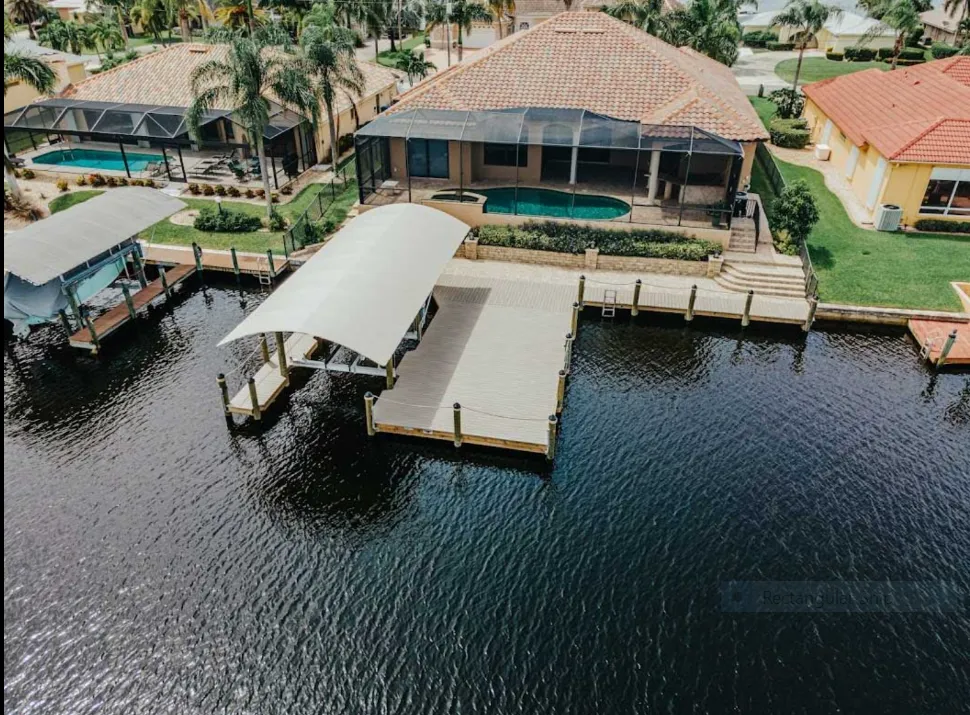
top-left (519, 22), bottom-right (530, 31)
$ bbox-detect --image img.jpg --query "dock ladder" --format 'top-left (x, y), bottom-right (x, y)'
top-left (255, 256), bottom-right (273, 287)
top-left (602, 289), bottom-right (618, 318)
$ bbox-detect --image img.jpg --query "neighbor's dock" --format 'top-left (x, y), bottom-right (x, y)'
top-left (372, 273), bottom-right (576, 456)
top-left (909, 319), bottom-right (970, 367)
top-left (223, 332), bottom-right (320, 418)
top-left (67, 263), bottom-right (195, 352)
top-left (141, 242), bottom-right (290, 279)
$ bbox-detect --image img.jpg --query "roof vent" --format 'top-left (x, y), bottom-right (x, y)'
top-left (188, 46), bottom-right (210, 54)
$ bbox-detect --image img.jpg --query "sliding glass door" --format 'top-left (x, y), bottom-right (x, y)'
top-left (408, 139), bottom-right (450, 179)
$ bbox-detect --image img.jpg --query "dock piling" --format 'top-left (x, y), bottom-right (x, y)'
top-left (385, 359), bottom-right (395, 389)
top-left (803, 297), bottom-right (818, 332)
top-left (192, 242), bottom-right (203, 274)
top-left (577, 275), bottom-right (586, 307)
top-left (84, 311), bottom-right (100, 354)
top-left (564, 332), bottom-right (574, 374)
top-left (230, 247), bottom-right (241, 282)
top-left (131, 250), bottom-right (148, 288)
top-left (275, 331), bottom-right (289, 384)
top-left (571, 301), bottom-right (580, 336)
top-left (937, 329), bottom-right (958, 368)
top-left (58, 309), bottom-right (73, 336)
top-left (546, 415), bottom-right (558, 461)
top-left (120, 282), bottom-right (136, 320)
top-left (159, 266), bottom-right (171, 300)
top-left (364, 392), bottom-right (376, 436)
top-left (266, 250), bottom-right (276, 279)
top-left (217, 373), bottom-right (230, 415)
top-left (259, 333), bottom-right (270, 364)
top-left (453, 403), bottom-right (463, 447)
top-left (556, 369), bottom-right (566, 413)
top-left (65, 287), bottom-right (84, 329)
top-left (247, 377), bottom-right (261, 421)
top-left (741, 289), bottom-right (754, 328)
top-left (686, 284), bottom-right (697, 322)
top-left (631, 279), bottom-right (641, 316)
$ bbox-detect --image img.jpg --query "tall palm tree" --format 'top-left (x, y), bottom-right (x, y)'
top-left (187, 38), bottom-right (316, 217)
top-left (772, 0), bottom-right (843, 89)
top-left (862, 0), bottom-right (923, 69)
top-left (944, 0), bottom-right (969, 45)
top-left (605, 0), bottom-right (669, 37)
top-left (664, 0), bottom-right (742, 66)
top-left (363, 0), bottom-right (390, 56)
top-left (4, 45), bottom-right (56, 197)
top-left (395, 46), bottom-right (435, 84)
top-left (486, 0), bottom-right (513, 38)
top-left (214, 0), bottom-right (264, 31)
top-left (89, 15), bottom-right (123, 59)
top-left (301, 7), bottom-right (363, 170)
top-left (97, 0), bottom-right (133, 48)
top-left (425, 0), bottom-right (492, 61)
top-left (5, 0), bottom-right (45, 39)
top-left (130, 0), bottom-right (169, 42)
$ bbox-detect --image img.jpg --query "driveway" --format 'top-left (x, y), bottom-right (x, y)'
top-left (731, 48), bottom-right (824, 95)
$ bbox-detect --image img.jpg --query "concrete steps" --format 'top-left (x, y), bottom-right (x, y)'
top-left (715, 261), bottom-right (807, 298)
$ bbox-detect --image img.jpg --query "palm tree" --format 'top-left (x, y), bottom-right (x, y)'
top-left (89, 15), bottom-right (123, 59)
top-left (486, 0), bottom-right (513, 38)
top-left (605, 0), bottom-right (669, 37)
top-left (187, 37), bottom-right (316, 217)
top-left (301, 8), bottom-right (363, 171)
top-left (664, 0), bottom-right (742, 66)
top-left (944, 0), bottom-right (969, 45)
top-left (214, 0), bottom-right (264, 31)
top-left (363, 0), bottom-right (390, 56)
top-left (395, 46), bottom-right (435, 84)
top-left (772, 0), bottom-right (843, 90)
top-left (4, 45), bottom-right (56, 197)
top-left (5, 0), bottom-right (45, 39)
top-left (130, 0), bottom-right (169, 42)
top-left (97, 0), bottom-right (133, 48)
top-left (863, 0), bottom-right (923, 69)
top-left (425, 0), bottom-right (492, 62)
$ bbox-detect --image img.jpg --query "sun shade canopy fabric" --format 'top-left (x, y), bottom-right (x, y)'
top-left (218, 205), bottom-right (472, 366)
top-left (3, 188), bottom-right (186, 286)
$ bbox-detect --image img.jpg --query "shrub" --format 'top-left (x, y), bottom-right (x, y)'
top-left (844, 46), bottom-right (876, 61)
top-left (825, 51), bottom-right (844, 61)
top-left (87, 173), bottom-right (106, 187)
top-left (105, 176), bottom-right (119, 187)
top-left (245, 188), bottom-right (256, 199)
top-left (202, 183), bottom-right (215, 196)
top-left (766, 41), bottom-right (795, 51)
top-left (193, 206), bottom-right (262, 233)
top-left (280, 184), bottom-right (293, 195)
top-left (770, 179), bottom-right (819, 253)
top-left (268, 210), bottom-right (287, 231)
top-left (119, 177), bottom-right (129, 186)
top-left (188, 183), bottom-right (201, 195)
top-left (214, 184), bottom-right (227, 196)
top-left (742, 30), bottom-right (778, 48)
top-left (4, 189), bottom-right (44, 221)
top-left (130, 178), bottom-right (144, 186)
top-left (21, 168), bottom-right (35, 180)
top-left (876, 46), bottom-right (895, 60)
top-left (769, 118), bottom-right (811, 149)
top-left (337, 133), bottom-right (355, 155)
top-left (913, 219), bottom-right (970, 234)
top-left (12, 168), bottom-right (21, 178)
top-left (890, 57), bottom-right (925, 66)
top-left (270, 192), bottom-right (279, 203)
top-left (931, 43), bottom-right (959, 59)
top-left (55, 178), bottom-right (70, 193)
top-left (143, 178), bottom-right (155, 188)
top-left (897, 47), bottom-right (926, 60)
top-left (227, 186), bottom-right (241, 197)
top-left (255, 188), bottom-right (265, 199)
top-left (75, 175), bottom-right (87, 186)
top-left (767, 88), bottom-right (805, 119)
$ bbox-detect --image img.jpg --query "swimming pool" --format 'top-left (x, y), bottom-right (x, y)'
top-left (480, 187), bottom-right (630, 220)
top-left (31, 148), bottom-right (161, 172)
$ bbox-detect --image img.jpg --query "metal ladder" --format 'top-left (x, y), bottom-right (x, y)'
top-left (255, 256), bottom-right (273, 287)
top-left (602, 289), bottom-right (617, 318)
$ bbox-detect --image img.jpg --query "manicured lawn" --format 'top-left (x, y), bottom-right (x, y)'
top-left (774, 57), bottom-right (888, 85)
top-left (376, 33), bottom-right (428, 67)
top-left (749, 96), bottom-right (777, 130)
top-left (751, 156), bottom-right (969, 312)
top-left (49, 190), bottom-right (104, 214)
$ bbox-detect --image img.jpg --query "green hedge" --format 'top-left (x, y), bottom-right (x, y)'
top-left (888, 57), bottom-right (926, 66)
top-left (897, 47), bottom-right (926, 60)
top-left (193, 206), bottom-right (263, 233)
top-left (913, 219), bottom-right (970, 234)
top-left (475, 221), bottom-right (722, 261)
top-left (769, 118), bottom-right (811, 149)
top-left (825, 51), bottom-right (844, 61)
top-left (931, 43), bottom-right (959, 59)
top-left (876, 47), bottom-right (895, 60)
top-left (844, 46), bottom-right (876, 61)
top-left (766, 41), bottom-right (795, 51)
top-left (743, 30), bottom-right (778, 48)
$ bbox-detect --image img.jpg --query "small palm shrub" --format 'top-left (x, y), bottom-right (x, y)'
top-left (193, 206), bottom-right (262, 233)
top-left (56, 178), bottom-right (70, 192)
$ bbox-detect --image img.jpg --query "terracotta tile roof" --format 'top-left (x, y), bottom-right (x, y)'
top-left (514, 0), bottom-right (680, 14)
top-left (61, 43), bottom-right (400, 115)
top-left (803, 58), bottom-right (970, 165)
top-left (389, 12), bottom-right (767, 142)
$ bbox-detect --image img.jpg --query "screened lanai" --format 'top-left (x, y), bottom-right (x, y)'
top-left (355, 107), bottom-right (747, 228)
top-left (4, 98), bottom-right (317, 188)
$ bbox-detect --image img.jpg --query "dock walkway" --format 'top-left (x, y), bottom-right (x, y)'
top-left (141, 242), bottom-right (289, 278)
top-left (372, 273), bottom-right (575, 454)
top-left (227, 333), bottom-right (320, 417)
top-left (68, 264), bottom-right (195, 352)
top-left (909, 319), bottom-right (970, 367)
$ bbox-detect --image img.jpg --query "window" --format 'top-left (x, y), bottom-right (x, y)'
top-left (578, 147), bottom-right (610, 164)
top-left (407, 138), bottom-right (449, 178)
top-left (483, 143), bottom-right (527, 167)
top-left (519, 22), bottom-right (529, 31)
top-left (920, 168), bottom-right (970, 216)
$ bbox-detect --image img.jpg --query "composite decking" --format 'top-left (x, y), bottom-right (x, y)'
top-left (372, 273), bottom-right (575, 454)
top-left (227, 332), bottom-right (320, 417)
top-left (141, 242), bottom-right (289, 277)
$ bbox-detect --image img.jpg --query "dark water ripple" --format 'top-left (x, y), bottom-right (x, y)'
top-left (4, 282), bottom-right (969, 715)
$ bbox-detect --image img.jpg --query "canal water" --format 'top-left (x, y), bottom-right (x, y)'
top-left (4, 281), bottom-right (968, 714)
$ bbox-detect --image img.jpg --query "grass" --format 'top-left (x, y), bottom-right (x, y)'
top-left (749, 96), bottom-right (777, 130)
top-left (49, 190), bottom-right (104, 214)
top-left (751, 156), bottom-right (969, 312)
top-left (775, 57), bottom-right (888, 85)
top-left (376, 33), bottom-right (427, 67)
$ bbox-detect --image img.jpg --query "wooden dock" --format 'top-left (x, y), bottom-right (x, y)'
top-left (141, 242), bottom-right (289, 279)
top-left (226, 332), bottom-right (320, 417)
top-left (909, 319), bottom-right (970, 367)
top-left (371, 274), bottom-right (575, 456)
top-left (68, 264), bottom-right (195, 352)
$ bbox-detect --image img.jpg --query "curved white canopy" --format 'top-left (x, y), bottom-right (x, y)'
top-left (219, 204), bottom-right (470, 366)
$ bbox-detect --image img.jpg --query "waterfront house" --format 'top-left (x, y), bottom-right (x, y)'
top-left (355, 11), bottom-right (769, 242)
top-left (801, 57), bottom-right (970, 226)
top-left (739, 10), bottom-right (896, 51)
top-left (920, 3), bottom-right (969, 45)
top-left (2, 38), bottom-right (87, 115)
top-left (3, 43), bottom-right (400, 189)
top-left (510, 0), bottom-right (682, 34)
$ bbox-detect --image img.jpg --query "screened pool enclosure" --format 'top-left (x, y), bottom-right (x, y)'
top-left (355, 107), bottom-right (748, 228)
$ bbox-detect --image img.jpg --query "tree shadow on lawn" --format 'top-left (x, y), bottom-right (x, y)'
top-left (807, 244), bottom-right (835, 269)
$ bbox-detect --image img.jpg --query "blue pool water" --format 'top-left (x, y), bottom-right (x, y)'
top-left (32, 148), bottom-right (160, 172)
top-left (480, 187), bottom-right (630, 220)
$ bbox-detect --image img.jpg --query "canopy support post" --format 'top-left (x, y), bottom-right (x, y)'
top-left (275, 331), bottom-right (289, 385)
top-left (131, 250), bottom-right (148, 288)
top-left (177, 145), bottom-right (187, 182)
top-left (629, 143), bottom-right (642, 224)
top-left (385, 358), bottom-right (395, 389)
top-left (161, 146), bottom-right (172, 182)
top-left (118, 138), bottom-right (131, 179)
top-left (678, 128), bottom-right (694, 228)
top-left (405, 137), bottom-right (412, 203)
top-left (65, 286), bottom-right (84, 333)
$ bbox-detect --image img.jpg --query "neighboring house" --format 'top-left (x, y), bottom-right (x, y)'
top-left (512, 0), bottom-right (681, 34)
top-left (740, 10), bottom-right (896, 51)
top-left (3, 38), bottom-right (87, 114)
top-left (3, 44), bottom-right (400, 183)
top-left (47, 0), bottom-right (91, 23)
top-left (802, 57), bottom-right (970, 226)
top-left (921, 2), bottom-right (969, 44)
top-left (356, 12), bottom-right (768, 238)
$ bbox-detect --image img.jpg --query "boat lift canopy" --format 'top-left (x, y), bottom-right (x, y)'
top-left (218, 204), bottom-right (471, 367)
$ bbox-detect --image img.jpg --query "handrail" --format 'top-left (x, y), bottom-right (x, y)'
top-left (799, 240), bottom-right (819, 299)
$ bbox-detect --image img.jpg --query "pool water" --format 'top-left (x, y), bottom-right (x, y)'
top-left (480, 187), bottom-right (630, 220)
top-left (32, 148), bottom-right (160, 172)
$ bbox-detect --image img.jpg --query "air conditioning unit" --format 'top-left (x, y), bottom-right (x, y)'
top-left (814, 144), bottom-right (831, 161)
top-left (874, 203), bottom-right (903, 232)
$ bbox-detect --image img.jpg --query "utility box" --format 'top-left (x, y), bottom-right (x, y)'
top-left (874, 204), bottom-right (903, 232)
top-left (814, 144), bottom-right (831, 161)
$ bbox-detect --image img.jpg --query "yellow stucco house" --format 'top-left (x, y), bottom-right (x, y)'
top-left (740, 10), bottom-right (896, 51)
top-left (3, 39), bottom-right (87, 115)
top-left (802, 57), bottom-right (970, 227)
